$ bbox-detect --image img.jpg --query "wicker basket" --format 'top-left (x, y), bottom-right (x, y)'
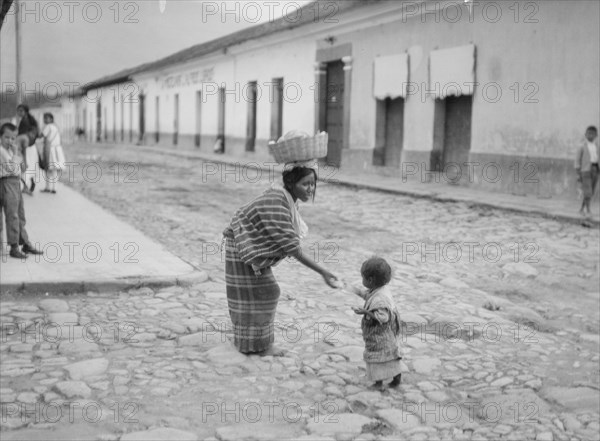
top-left (268, 132), bottom-right (328, 163)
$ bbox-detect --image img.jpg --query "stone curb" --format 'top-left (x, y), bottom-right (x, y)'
top-left (137, 146), bottom-right (600, 228)
top-left (325, 180), bottom-right (600, 228)
top-left (0, 271), bottom-right (208, 297)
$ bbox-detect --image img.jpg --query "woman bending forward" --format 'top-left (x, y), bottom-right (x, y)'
top-left (223, 161), bottom-right (339, 354)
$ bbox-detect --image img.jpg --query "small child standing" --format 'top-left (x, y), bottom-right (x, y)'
top-left (352, 257), bottom-right (402, 391)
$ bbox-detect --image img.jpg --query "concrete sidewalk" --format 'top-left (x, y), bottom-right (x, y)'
top-left (139, 145), bottom-right (600, 227)
top-left (0, 182), bottom-right (202, 295)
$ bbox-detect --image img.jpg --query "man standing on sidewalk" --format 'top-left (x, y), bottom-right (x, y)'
top-left (0, 123), bottom-right (43, 259)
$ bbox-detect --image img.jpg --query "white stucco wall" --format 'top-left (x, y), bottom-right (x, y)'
top-left (133, 36), bottom-right (319, 144)
top-left (338, 0), bottom-right (599, 158)
top-left (231, 38), bottom-right (317, 140)
top-left (81, 81), bottom-right (140, 143)
top-left (78, 0), bottom-right (598, 167)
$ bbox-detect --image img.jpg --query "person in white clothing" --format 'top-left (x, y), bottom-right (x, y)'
top-left (575, 126), bottom-right (600, 217)
top-left (40, 113), bottom-right (65, 194)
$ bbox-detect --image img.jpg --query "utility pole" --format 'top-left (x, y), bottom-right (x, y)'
top-left (15, 0), bottom-right (23, 104)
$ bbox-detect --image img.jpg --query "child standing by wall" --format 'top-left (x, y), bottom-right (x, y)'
top-left (352, 256), bottom-right (402, 391)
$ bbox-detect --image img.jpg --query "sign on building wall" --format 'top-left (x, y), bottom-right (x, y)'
top-left (161, 68), bottom-right (214, 89)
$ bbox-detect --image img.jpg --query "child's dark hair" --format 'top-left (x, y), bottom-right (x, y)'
top-left (361, 256), bottom-right (392, 288)
top-left (0, 123), bottom-right (17, 136)
top-left (586, 126), bottom-right (598, 133)
top-left (44, 112), bottom-right (54, 122)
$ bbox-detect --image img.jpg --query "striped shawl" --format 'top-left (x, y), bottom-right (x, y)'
top-left (224, 187), bottom-right (301, 273)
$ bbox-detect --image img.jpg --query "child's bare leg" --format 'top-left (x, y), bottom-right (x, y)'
top-left (49, 169), bottom-right (57, 191)
top-left (390, 373), bottom-right (402, 387)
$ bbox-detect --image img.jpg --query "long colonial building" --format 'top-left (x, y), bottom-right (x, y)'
top-left (60, 0), bottom-right (599, 199)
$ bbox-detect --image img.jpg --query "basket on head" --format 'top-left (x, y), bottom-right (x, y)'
top-left (268, 131), bottom-right (328, 163)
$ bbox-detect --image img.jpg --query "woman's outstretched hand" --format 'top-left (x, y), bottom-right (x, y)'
top-left (293, 248), bottom-right (343, 289)
top-left (322, 271), bottom-right (343, 288)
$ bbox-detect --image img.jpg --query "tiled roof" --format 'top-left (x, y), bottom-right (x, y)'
top-left (84, 0), bottom-right (378, 90)
top-left (81, 62), bottom-right (157, 91)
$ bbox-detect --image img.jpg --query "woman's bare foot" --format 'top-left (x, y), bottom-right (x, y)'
top-left (259, 345), bottom-right (287, 357)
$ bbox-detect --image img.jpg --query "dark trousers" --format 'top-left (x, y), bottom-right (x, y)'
top-left (0, 176), bottom-right (31, 247)
top-left (582, 164), bottom-right (600, 203)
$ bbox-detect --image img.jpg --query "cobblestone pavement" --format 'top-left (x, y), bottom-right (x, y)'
top-left (1, 143), bottom-right (599, 440)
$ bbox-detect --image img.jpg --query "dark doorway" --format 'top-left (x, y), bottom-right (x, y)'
top-left (270, 78), bottom-right (283, 142)
top-left (103, 107), bottom-right (108, 140)
top-left (375, 97), bottom-right (404, 167)
top-left (325, 60), bottom-right (344, 167)
top-left (113, 99), bottom-right (117, 142)
top-left (442, 95), bottom-right (472, 181)
top-left (138, 94), bottom-right (145, 143)
top-left (155, 96), bottom-right (160, 143)
top-left (120, 95), bottom-right (124, 142)
top-left (216, 87), bottom-right (225, 153)
top-left (173, 93), bottom-right (179, 146)
top-left (129, 100), bottom-right (133, 143)
top-left (195, 91), bottom-right (201, 148)
top-left (246, 82), bottom-right (257, 151)
top-left (82, 108), bottom-right (87, 141)
top-left (96, 99), bottom-right (101, 142)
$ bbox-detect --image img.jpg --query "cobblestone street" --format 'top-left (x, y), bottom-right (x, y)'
top-left (1, 143), bottom-right (599, 440)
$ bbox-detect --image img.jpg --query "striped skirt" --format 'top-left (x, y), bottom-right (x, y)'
top-left (224, 237), bottom-right (280, 353)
